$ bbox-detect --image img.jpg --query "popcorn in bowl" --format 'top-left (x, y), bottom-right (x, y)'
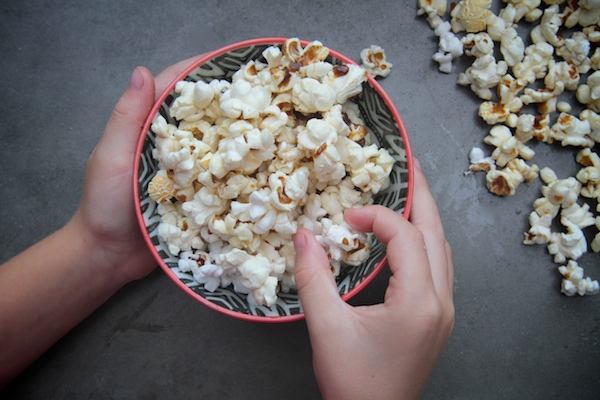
top-left (134, 38), bottom-right (412, 321)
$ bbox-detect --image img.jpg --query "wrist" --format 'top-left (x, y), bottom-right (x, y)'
top-left (63, 212), bottom-right (133, 290)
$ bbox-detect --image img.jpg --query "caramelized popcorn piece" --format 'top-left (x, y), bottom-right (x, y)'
top-left (360, 45), bottom-right (393, 78)
top-left (465, 146), bottom-right (495, 173)
top-left (485, 158), bottom-right (539, 196)
top-left (548, 112), bottom-right (594, 147)
top-left (450, 0), bottom-right (493, 33)
top-left (148, 171), bottom-right (177, 204)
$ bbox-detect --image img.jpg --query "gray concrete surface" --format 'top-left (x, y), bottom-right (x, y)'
top-left (1, 1), bottom-right (599, 399)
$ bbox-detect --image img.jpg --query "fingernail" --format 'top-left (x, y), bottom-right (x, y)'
top-left (129, 67), bottom-right (144, 90)
top-left (293, 230), bottom-right (308, 251)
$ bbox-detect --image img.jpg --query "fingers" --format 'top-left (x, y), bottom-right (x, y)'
top-left (96, 66), bottom-right (156, 166)
top-left (344, 205), bottom-right (434, 298)
top-left (410, 161), bottom-right (454, 299)
top-left (343, 158), bottom-right (454, 302)
top-left (293, 228), bottom-right (346, 323)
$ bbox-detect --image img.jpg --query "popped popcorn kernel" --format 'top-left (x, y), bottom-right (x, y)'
top-left (360, 45), bottom-right (393, 78)
top-left (450, 0), bottom-right (493, 33)
top-left (558, 260), bottom-right (600, 296)
top-left (148, 170), bottom-right (177, 204)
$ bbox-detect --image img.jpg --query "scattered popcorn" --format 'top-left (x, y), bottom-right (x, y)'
top-left (523, 210), bottom-right (552, 245)
top-left (465, 146), bottom-right (496, 173)
top-left (576, 148), bottom-right (600, 208)
top-left (576, 70), bottom-right (600, 112)
top-left (433, 21), bottom-right (464, 73)
top-left (150, 39), bottom-right (394, 307)
top-left (504, 0), bottom-right (543, 22)
top-left (360, 45), bottom-right (392, 78)
top-left (548, 112), bottom-right (594, 147)
top-left (486, 158), bottom-right (539, 196)
top-left (512, 42), bottom-right (554, 85)
top-left (417, 0), bottom-right (447, 17)
top-left (548, 220), bottom-right (588, 263)
top-left (419, 0), bottom-right (600, 296)
top-left (457, 54), bottom-right (508, 99)
top-left (483, 125), bottom-right (535, 167)
top-left (563, 0), bottom-right (600, 28)
top-left (558, 260), bottom-right (600, 296)
top-left (556, 32), bottom-right (592, 74)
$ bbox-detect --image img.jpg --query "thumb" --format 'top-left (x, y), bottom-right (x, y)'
top-left (96, 66), bottom-right (156, 161)
top-left (294, 228), bottom-right (344, 320)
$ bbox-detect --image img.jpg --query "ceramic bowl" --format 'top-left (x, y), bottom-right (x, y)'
top-left (134, 37), bottom-right (413, 322)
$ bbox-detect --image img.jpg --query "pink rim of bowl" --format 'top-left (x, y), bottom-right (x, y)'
top-left (133, 37), bottom-right (414, 323)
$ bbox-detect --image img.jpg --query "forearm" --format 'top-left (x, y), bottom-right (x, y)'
top-left (0, 218), bottom-right (127, 387)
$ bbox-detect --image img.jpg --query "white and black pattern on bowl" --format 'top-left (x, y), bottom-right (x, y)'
top-left (136, 40), bottom-right (411, 320)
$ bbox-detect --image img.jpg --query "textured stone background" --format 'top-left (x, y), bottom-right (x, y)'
top-left (1, 1), bottom-right (599, 399)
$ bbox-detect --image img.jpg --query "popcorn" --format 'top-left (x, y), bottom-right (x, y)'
top-left (512, 42), bottom-right (554, 85)
top-left (592, 216), bottom-right (600, 252)
top-left (576, 70), bottom-right (600, 112)
top-left (220, 79), bottom-right (271, 119)
top-left (560, 202), bottom-right (595, 229)
top-left (360, 45), bottom-right (393, 78)
top-left (148, 170), bottom-right (176, 204)
top-left (292, 78), bottom-right (337, 113)
top-left (503, 0), bottom-right (543, 22)
top-left (182, 186), bottom-right (228, 226)
top-left (523, 211), bottom-right (553, 245)
top-left (419, 0), bottom-right (600, 297)
top-left (548, 112), bottom-right (594, 147)
top-left (483, 125), bottom-right (535, 167)
top-left (563, 1), bottom-right (600, 28)
top-left (558, 260), bottom-right (600, 296)
top-left (539, 168), bottom-right (582, 209)
top-left (548, 220), bottom-right (588, 263)
top-left (485, 158), bottom-right (539, 196)
top-left (417, 0), bottom-right (447, 17)
top-left (324, 64), bottom-right (368, 104)
top-left (555, 31), bottom-right (592, 74)
top-left (576, 148), bottom-right (600, 208)
top-left (536, 4), bottom-right (564, 47)
top-left (500, 26), bottom-right (525, 67)
top-left (465, 146), bottom-right (495, 173)
top-left (457, 54), bottom-right (508, 99)
top-left (433, 21), bottom-right (464, 73)
top-left (450, 0), bottom-right (493, 33)
top-left (150, 39), bottom-right (393, 306)
top-left (461, 32), bottom-right (495, 58)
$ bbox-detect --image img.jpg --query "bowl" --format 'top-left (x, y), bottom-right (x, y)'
top-left (134, 37), bottom-right (414, 322)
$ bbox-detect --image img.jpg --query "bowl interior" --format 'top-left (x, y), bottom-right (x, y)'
top-left (135, 38), bottom-right (413, 322)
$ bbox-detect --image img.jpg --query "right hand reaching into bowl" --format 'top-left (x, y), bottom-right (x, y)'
top-left (293, 159), bottom-right (455, 400)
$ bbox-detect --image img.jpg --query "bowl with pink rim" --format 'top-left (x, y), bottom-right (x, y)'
top-left (133, 37), bottom-right (414, 322)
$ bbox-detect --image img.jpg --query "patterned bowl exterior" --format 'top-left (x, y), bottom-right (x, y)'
top-left (134, 38), bottom-right (413, 322)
